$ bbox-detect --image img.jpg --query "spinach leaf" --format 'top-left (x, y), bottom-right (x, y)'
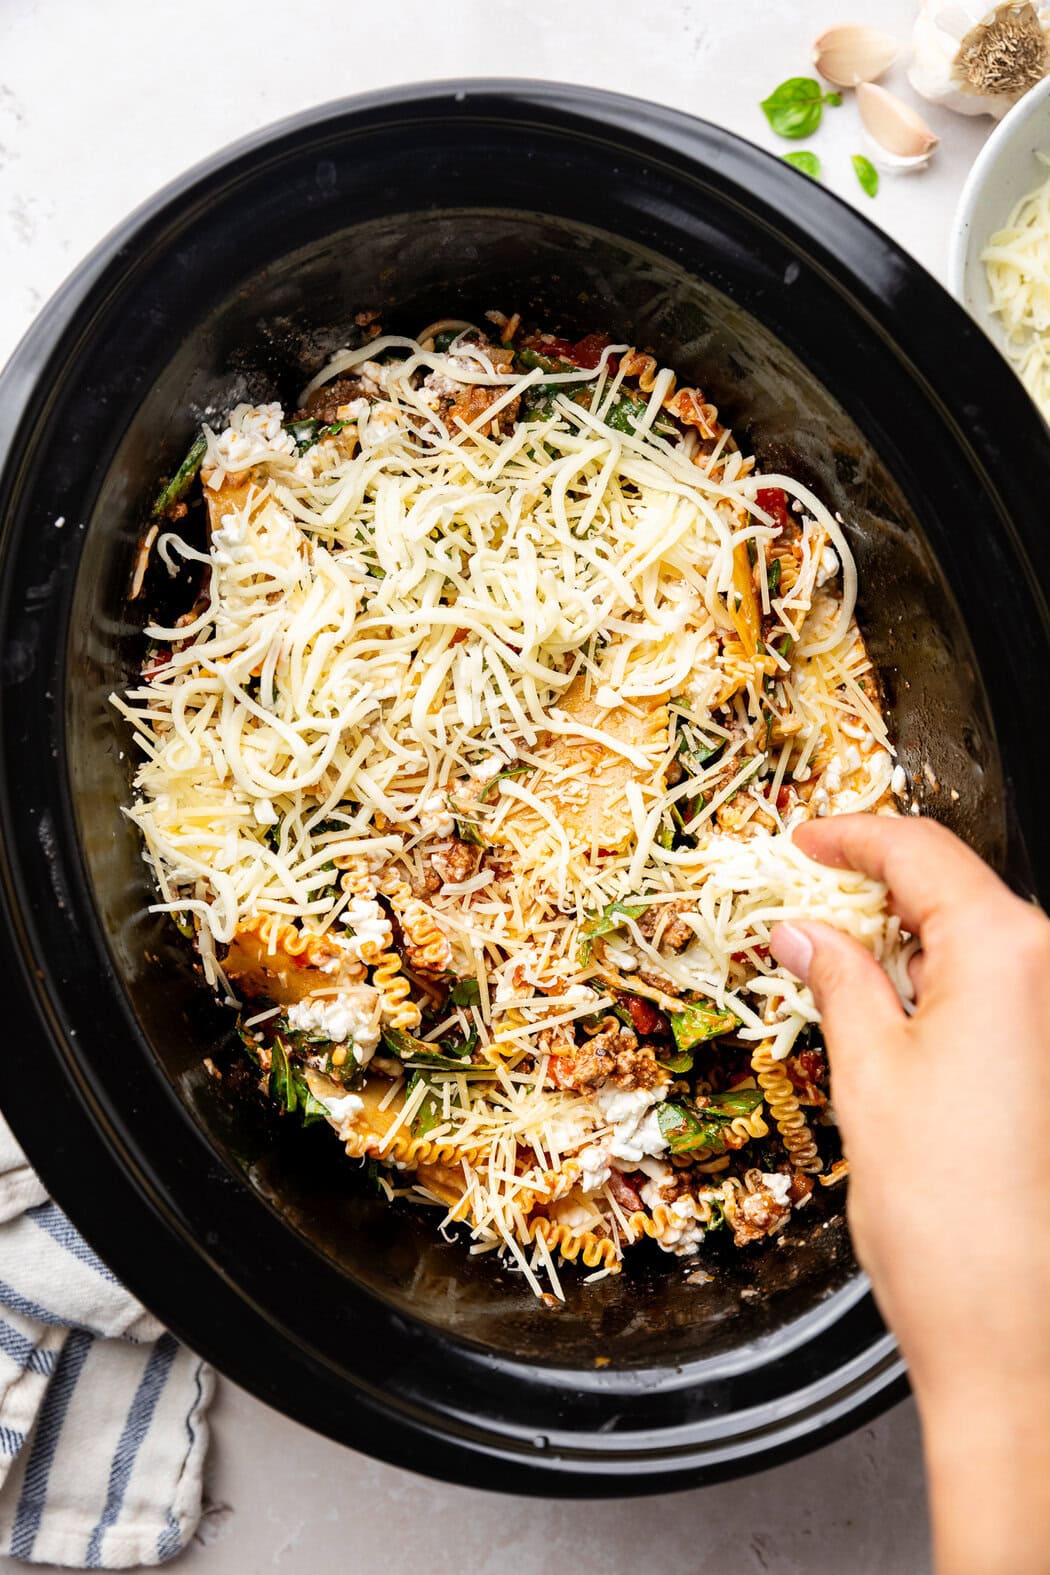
top-left (449, 977), bottom-right (481, 1007)
top-left (381, 1025), bottom-right (432, 1061)
top-left (760, 77), bottom-right (842, 140)
top-left (657, 1046), bottom-right (695, 1075)
top-left (767, 556), bottom-right (782, 596)
top-left (704, 1087), bottom-right (764, 1118)
top-left (579, 898), bottom-right (648, 963)
top-left (478, 764), bottom-right (530, 802)
top-left (670, 1001), bottom-right (739, 1051)
top-left (269, 1037), bottom-right (330, 1127)
top-left (605, 393), bottom-right (651, 435)
top-left (433, 329), bottom-right (460, 352)
top-left (517, 347), bottom-right (574, 375)
top-left (407, 1070), bottom-right (444, 1137)
top-left (454, 815), bottom-right (487, 848)
top-left (284, 417), bottom-right (351, 456)
top-left (382, 1024), bottom-right (482, 1071)
top-left (657, 1100), bottom-right (726, 1156)
top-left (151, 432), bottom-right (206, 519)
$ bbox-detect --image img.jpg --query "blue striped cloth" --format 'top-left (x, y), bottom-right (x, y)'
top-left (0, 1114), bottom-right (212, 1567)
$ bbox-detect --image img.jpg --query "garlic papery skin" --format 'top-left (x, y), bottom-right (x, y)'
top-left (862, 134), bottom-right (936, 174)
top-left (856, 83), bottom-right (941, 160)
top-left (812, 25), bottom-right (899, 87)
top-left (909, 1), bottom-right (1050, 118)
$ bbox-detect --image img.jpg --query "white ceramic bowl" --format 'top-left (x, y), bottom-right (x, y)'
top-left (949, 74), bottom-right (1050, 361)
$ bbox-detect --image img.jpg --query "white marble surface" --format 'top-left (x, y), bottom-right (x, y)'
top-left (1, 0), bottom-right (999, 1568)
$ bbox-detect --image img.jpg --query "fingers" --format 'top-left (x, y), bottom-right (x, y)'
top-left (771, 919), bottom-right (906, 1061)
top-left (791, 814), bottom-right (1007, 937)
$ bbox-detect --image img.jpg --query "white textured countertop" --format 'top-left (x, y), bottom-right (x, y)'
top-left (2, 1), bottom-right (997, 1569)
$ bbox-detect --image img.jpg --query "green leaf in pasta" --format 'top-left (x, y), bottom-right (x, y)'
top-left (478, 765), bottom-right (530, 802)
top-left (579, 898), bottom-right (648, 962)
top-left (449, 977), bottom-right (482, 1007)
top-left (407, 1070), bottom-right (444, 1137)
top-left (150, 432), bottom-right (206, 519)
top-left (704, 1087), bottom-right (764, 1118)
top-left (670, 1001), bottom-right (739, 1051)
top-left (269, 1037), bottom-right (330, 1126)
top-left (657, 1100), bottom-right (727, 1155)
top-left (760, 78), bottom-right (842, 140)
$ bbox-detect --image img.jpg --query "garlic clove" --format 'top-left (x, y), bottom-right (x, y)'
top-left (812, 24), bottom-right (899, 87)
top-left (856, 82), bottom-right (941, 159)
top-left (862, 134), bottom-right (936, 174)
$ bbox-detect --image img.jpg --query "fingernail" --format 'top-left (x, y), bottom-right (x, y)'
top-left (771, 922), bottom-right (814, 982)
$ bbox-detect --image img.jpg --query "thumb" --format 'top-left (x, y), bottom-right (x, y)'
top-left (770, 920), bottom-right (906, 1063)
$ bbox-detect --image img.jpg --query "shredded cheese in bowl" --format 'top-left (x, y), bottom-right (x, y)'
top-left (982, 151), bottom-right (1050, 419)
top-left (113, 315), bottom-right (909, 1300)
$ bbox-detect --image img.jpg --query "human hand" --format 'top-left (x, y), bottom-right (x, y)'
top-left (770, 815), bottom-right (1050, 1575)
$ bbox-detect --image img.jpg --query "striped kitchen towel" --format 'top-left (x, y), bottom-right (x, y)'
top-left (0, 1113), bottom-right (213, 1568)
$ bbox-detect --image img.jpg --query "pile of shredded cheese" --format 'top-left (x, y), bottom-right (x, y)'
top-left (982, 151), bottom-right (1050, 419)
top-left (113, 319), bottom-right (908, 1294)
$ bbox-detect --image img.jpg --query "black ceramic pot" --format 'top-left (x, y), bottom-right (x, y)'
top-left (1, 82), bottom-right (1047, 1495)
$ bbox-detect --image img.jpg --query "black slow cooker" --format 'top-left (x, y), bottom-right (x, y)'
top-left (1, 82), bottom-right (1047, 1494)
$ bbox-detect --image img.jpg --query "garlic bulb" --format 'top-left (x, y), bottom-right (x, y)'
top-left (857, 83), bottom-right (940, 170)
top-left (909, 1), bottom-right (1050, 118)
top-left (812, 25), bottom-right (899, 87)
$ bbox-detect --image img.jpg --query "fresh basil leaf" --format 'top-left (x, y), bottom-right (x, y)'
top-left (449, 977), bottom-right (481, 1007)
top-left (151, 432), bottom-right (206, 519)
top-left (852, 154), bottom-right (879, 198)
top-left (781, 150), bottom-right (821, 179)
top-left (478, 764), bottom-right (530, 802)
top-left (760, 77), bottom-right (841, 140)
top-left (670, 1001), bottom-right (739, 1051)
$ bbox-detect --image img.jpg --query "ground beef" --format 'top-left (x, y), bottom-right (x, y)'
top-left (544, 1015), bottom-right (645, 1091)
top-left (787, 1050), bottom-right (828, 1107)
top-left (447, 383), bottom-right (521, 434)
top-left (611, 1045), bottom-right (664, 1091)
top-left (728, 1181), bottom-right (792, 1247)
top-left (429, 838), bottom-right (480, 888)
top-left (637, 900), bottom-right (695, 952)
top-left (296, 376), bottom-right (366, 425)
